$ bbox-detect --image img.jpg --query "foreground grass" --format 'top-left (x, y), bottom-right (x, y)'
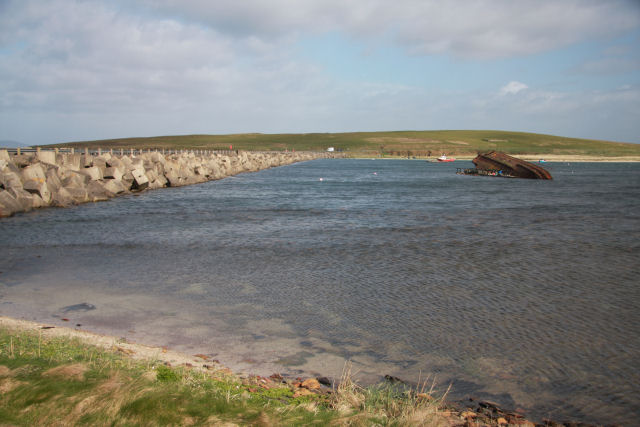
top-left (46, 130), bottom-right (640, 158)
top-left (0, 327), bottom-right (450, 426)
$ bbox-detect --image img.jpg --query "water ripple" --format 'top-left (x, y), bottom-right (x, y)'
top-left (1, 160), bottom-right (638, 424)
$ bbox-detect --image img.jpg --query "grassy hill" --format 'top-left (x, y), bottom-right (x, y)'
top-left (47, 130), bottom-right (640, 158)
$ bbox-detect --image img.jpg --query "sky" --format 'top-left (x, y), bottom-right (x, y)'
top-left (1, 0), bottom-right (639, 145)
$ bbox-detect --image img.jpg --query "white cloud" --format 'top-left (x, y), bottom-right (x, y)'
top-left (143, 0), bottom-right (640, 59)
top-left (499, 81), bottom-right (529, 96)
top-left (469, 85), bottom-right (640, 142)
top-left (0, 0), bottom-right (639, 144)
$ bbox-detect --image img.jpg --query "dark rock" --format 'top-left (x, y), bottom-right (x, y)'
top-left (61, 303), bottom-right (96, 312)
top-left (317, 376), bottom-right (332, 386)
top-left (384, 374), bottom-right (405, 384)
top-left (478, 400), bottom-right (501, 411)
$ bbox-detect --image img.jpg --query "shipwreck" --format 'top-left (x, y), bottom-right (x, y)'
top-left (457, 151), bottom-right (552, 180)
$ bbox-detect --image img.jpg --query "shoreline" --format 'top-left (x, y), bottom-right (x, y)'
top-left (0, 315), bottom-right (565, 426)
top-left (351, 154), bottom-right (640, 162)
top-left (0, 316), bottom-right (229, 375)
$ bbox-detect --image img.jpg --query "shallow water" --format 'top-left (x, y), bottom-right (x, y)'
top-left (1, 159), bottom-right (639, 424)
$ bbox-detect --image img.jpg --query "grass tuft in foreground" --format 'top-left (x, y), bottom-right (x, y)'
top-left (0, 326), bottom-right (451, 426)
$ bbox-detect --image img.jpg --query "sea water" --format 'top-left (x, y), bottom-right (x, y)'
top-left (1, 159), bottom-right (638, 424)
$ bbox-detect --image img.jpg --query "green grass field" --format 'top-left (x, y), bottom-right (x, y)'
top-left (47, 130), bottom-right (640, 158)
top-left (0, 326), bottom-right (452, 426)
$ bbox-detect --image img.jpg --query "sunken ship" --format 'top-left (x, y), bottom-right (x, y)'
top-left (460, 151), bottom-right (552, 180)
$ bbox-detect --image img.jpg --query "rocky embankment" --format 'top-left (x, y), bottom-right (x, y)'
top-left (0, 149), bottom-right (329, 217)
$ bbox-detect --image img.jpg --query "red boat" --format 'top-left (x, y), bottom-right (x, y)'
top-left (437, 154), bottom-right (456, 162)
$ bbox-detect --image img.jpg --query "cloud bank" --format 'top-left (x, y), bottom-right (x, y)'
top-left (144, 0), bottom-right (640, 58)
top-left (0, 0), bottom-right (639, 144)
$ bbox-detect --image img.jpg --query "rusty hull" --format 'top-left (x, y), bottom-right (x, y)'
top-left (472, 151), bottom-right (552, 179)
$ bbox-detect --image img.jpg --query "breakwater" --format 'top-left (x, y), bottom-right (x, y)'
top-left (0, 148), bottom-right (331, 217)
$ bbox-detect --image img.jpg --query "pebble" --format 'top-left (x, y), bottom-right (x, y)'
top-left (301, 378), bottom-right (321, 390)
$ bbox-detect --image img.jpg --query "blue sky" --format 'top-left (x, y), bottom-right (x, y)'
top-left (1, 0), bottom-right (639, 145)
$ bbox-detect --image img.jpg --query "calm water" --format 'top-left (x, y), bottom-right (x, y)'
top-left (1, 159), bottom-right (639, 424)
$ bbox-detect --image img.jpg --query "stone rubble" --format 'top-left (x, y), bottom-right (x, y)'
top-left (0, 149), bottom-right (331, 217)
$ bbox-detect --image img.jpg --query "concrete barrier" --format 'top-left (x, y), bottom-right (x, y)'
top-left (0, 149), bottom-right (335, 217)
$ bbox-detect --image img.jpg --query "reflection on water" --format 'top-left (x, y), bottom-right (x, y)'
top-left (1, 159), bottom-right (639, 424)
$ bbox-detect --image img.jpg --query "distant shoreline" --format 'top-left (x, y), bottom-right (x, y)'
top-left (43, 130), bottom-right (640, 160)
top-left (352, 154), bottom-right (640, 162)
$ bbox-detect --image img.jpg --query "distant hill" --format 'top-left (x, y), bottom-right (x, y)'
top-left (47, 130), bottom-right (640, 158)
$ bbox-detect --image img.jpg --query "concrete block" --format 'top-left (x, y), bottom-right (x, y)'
top-left (0, 170), bottom-right (23, 191)
top-left (61, 153), bottom-right (81, 171)
top-left (131, 167), bottom-right (149, 191)
top-left (46, 168), bottom-right (63, 192)
top-left (32, 193), bottom-right (46, 208)
top-left (165, 170), bottom-right (181, 187)
top-left (195, 165), bottom-right (208, 176)
top-left (131, 158), bottom-right (144, 168)
top-left (150, 152), bottom-right (166, 164)
top-left (164, 161), bottom-right (178, 175)
top-left (121, 171), bottom-right (133, 189)
top-left (0, 190), bottom-right (23, 216)
top-left (12, 154), bottom-right (33, 167)
top-left (65, 186), bottom-right (89, 203)
top-left (0, 202), bottom-right (11, 217)
top-left (154, 174), bottom-right (168, 188)
top-left (8, 188), bottom-right (34, 211)
top-left (81, 154), bottom-right (93, 168)
top-left (103, 167), bottom-right (123, 181)
top-left (21, 163), bottom-right (46, 181)
top-left (153, 162), bottom-right (165, 176)
top-left (87, 180), bottom-right (115, 201)
top-left (145, 169), bottom-right (158, 183)
top-left (62, 170), bottom-right (88, 188)
top-left (103, 179), bottom-right (127, 194)
top-left (98, 152), bottom-right (112, 161)
top-left (23, 179), bottom-right (52, 204)
top-left (92, 157), bottom-right (107, 169)
top-left (79, 166), bottom-right (103, 181)
top-left (37, 150), bottom-right (57, 165)
top-left (120, 156), bottom-right (133, 170)
top-left (51, 187), bottom-right (74, 207)
top-left (107, 158), bottom-right (125, 173)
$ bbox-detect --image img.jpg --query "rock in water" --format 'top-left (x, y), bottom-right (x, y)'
top-left (61, 303), bottom-right (96, 312)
